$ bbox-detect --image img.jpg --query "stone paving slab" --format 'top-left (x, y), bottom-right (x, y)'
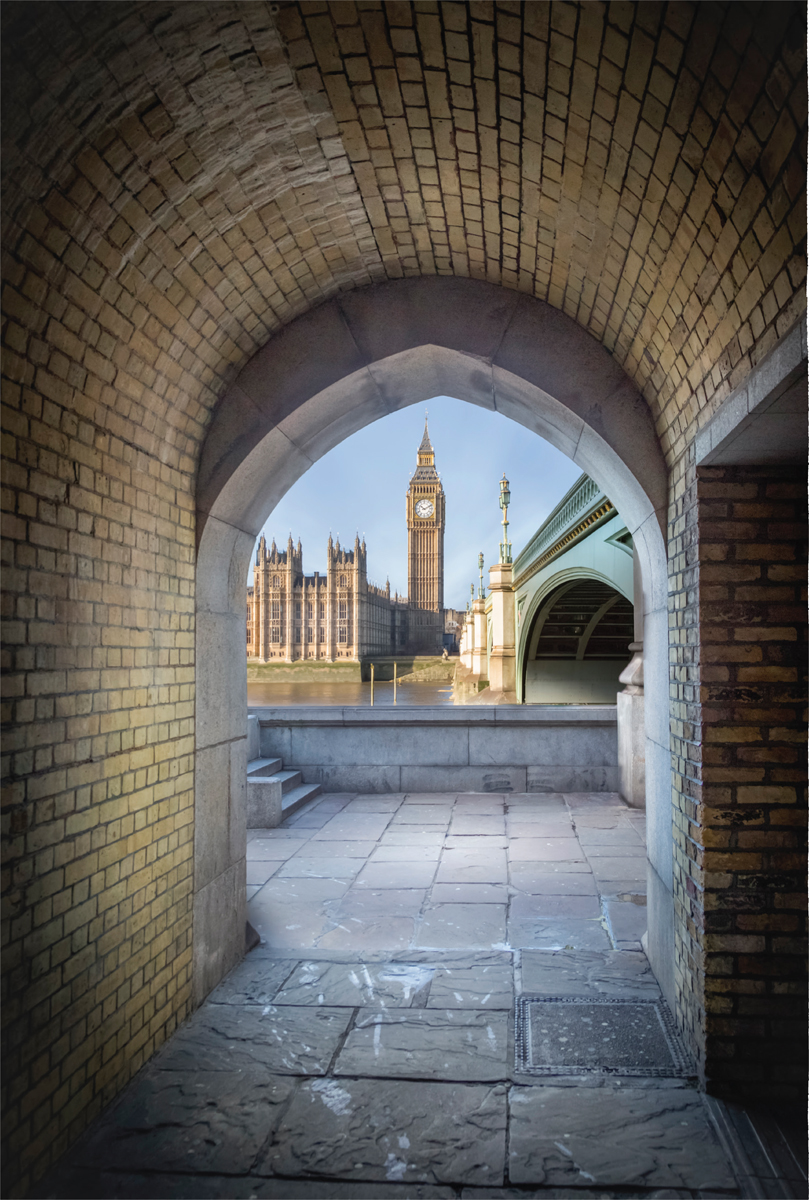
top-left (354, 860), bottom-right (439, 888)
top-left (508, 838), bottom-right (587, 862)
top-left (156, 1004), bottom-right (351, 1075)
top-left (263, 1078), bottom-right (507, 1186)
top-left (246, 862), bottom-right (282, 886)
top-left (330, 888), bottom-right (427, 918)
top-left (583, 843), bottom-right (647, 858)
top-left (342, 796), bottom-right (405, 811)
top-left (507, 1086), bottom-right (737, 1188)
top-left (508, 867), bottom-right (599, 895)
top-left (51, 1175), bottom-right (456, 1199)
top-left (378, 829), bottom-right (448, 845)
top-left (507, 915), bottom-right (612, 952)
top-left (603, 897), bottom-right (648, 946)
top-left (430, 883), bottom-right (509, 904)
top-left (274, 857), bottom-right (365, 879)
top-left (513, 859), bottom-right (594, 874)
top-left (444, 834), bottom-right (510, 850)
top-left (311, 814), bottom-right (393, 840)
top-left (435, 849), bottom-right (508, 884)
top-left (426, 958), bottom-right (514, 1009)
top-left (283, 812), bottom-right (334, 829)
top-left (565, 793), bottom-right (625, 808)
top-left (334, 1010), bottom-right (510, 1080)
top-left (575, 825), bottom-right (646, 847)
top-left (519, 950), bottom-right (661, 998)
top-left (406, 793), bottom-right (461, 802)
top-left (318, 916), bottom-right (416, 952)
top-left (207, 956), bottom-right (297, 1005)
top-left (459, 1188), bottom-right (694, 1198)
top-left (450, 815), bottom-right (507, 835)
top-left (414, 903), bottom-right (507, 950)
top-left (68, 1069), bottom-right (295, 1176)
top-left (288, 839), bottom-right (381, 858)
top-left (510, 893), bottom-right (602, 920)
top-left (393, 806), bottom-right (454, 823)
top-left (371, 843), bottom-right (444, 861)
top-left (505, 793), bottom-right (567, 807)
top-left (254, 876), bottom-right (349, 904)
top-left (248, 838), bottom-right (312, 860)
top-left (250, 826), bottom-right (317, 839)
top-left (250, 901), bottom-right (335, 949)
top-left (596, 877), bottom-right (649, 896)
top-left (274, 960), bottom-right (434, 1007)
top-left (507, 820), bottom-right (578, 837)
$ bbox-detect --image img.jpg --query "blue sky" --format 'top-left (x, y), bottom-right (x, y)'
top-left (250, 397), bottom-right (582, 609)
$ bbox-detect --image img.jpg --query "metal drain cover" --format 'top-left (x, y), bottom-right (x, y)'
top-left (515, 995), bottom-right (692, 1077)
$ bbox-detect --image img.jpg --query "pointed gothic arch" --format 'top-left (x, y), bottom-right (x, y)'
top-left (193, 276), bottom-right (674, 1014)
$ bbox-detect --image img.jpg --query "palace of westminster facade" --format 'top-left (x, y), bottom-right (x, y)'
top-left (247, 422), bottom-right (448, 660)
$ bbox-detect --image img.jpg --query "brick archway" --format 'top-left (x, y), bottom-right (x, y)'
top-left (193, 275), bottom-right (675, 1017)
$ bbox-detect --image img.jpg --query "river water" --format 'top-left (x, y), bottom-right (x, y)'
top-left (247, 680), bottom-right (455, 707)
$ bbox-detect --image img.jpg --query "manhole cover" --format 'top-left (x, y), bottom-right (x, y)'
top-left (515, 995), bottom-right (692, 1077)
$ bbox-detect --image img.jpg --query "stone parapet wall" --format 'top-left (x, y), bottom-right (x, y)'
top-left (255, 705), bottom-right (619, 795)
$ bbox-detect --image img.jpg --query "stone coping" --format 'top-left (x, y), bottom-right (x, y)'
top-left (251, 704), bottom-right (618, 727)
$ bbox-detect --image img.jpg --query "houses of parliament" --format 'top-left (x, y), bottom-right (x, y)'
top-left (247, 421), bottom-right (447, 661)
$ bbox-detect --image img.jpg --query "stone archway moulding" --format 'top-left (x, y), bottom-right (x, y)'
top-left (192, 277), bottom-right (675, 1015)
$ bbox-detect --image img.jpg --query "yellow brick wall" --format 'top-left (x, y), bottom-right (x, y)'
top-left (1, 1), bottom-right (806, 1192)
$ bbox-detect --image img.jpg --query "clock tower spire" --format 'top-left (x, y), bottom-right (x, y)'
top-left (406, 416), bottom-right (445, 652)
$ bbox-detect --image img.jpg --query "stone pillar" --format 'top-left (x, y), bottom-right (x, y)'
top-left (617, 641), bottom-right (645, 808)
top-left (471, 598), bottom-right (488, 679)
top-left (464, 612), bottom-right (474, 669)
top-left (487, 561), bottom-right (516, 700)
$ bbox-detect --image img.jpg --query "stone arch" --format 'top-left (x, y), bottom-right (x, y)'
top-left (519, 573), bottom-right (635, 705)
top-left (517, 565), bottom-right (635, 685)
top-left (193, 276), bottom-right (674, 1011)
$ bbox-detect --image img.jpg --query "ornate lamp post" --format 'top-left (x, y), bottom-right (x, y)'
top-left (499, 473), bottom-right (512, 564)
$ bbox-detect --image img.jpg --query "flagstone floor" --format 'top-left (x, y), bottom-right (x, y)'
top-left (41, 791), bottom-right (795, 1199)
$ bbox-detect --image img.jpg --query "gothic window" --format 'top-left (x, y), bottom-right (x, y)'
top-left (271, 626), bottom-right (280, 642)
top-left (319, 601), bottom-right (325, 619)
top-left (339, 574), bottom-right (346, 586)
top-left (338, 601), bottom-right (347, 619)
top-left (306, 601), bottom-right (313, 619)
top-left (295, 602), bottom-right (301, 618)
top-left (273, 575), bottom-right (280, 587)
top-left (295, 625), bottom-right (301, 642)
top-left (338, 627), bottom-right (347, 643)
top-left (271, 600), bottom-right (280, 619)
top-left (319, 625), bottom-right (325, 641)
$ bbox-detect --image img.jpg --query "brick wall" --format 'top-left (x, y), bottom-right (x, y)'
top-left (670, 462), bottom-right (807, 1100)
top-left (275, 0), bottom-right (807, 464)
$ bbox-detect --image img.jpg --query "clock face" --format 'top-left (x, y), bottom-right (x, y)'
top-left (415, 498), bottom-right (434, 518)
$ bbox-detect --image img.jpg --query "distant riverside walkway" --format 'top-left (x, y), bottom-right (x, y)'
top-left (248, 680), bottom-right (455, 706)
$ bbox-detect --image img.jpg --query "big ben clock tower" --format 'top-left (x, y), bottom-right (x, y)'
top-left (406, 418), bottom-right (445, 651)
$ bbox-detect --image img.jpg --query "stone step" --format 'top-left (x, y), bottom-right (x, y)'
top-left (272, 768), bottom-right (303, 794)
top-left (281, 782), bottom-right (322, 819)
top-left (247, 756), bottom-right (283, 777)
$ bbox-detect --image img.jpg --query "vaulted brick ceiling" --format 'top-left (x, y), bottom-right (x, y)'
top-left (2, 0), bottom-right (805, 470)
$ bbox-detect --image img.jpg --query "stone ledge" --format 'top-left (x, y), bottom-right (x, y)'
top-left (250, 704), bottom-right (618, 727)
